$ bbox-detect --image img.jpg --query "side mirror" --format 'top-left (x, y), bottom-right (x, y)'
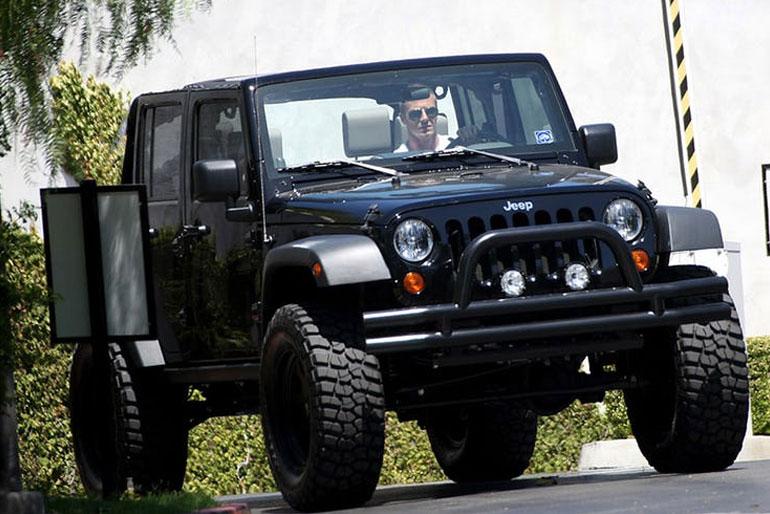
top-left (579, 123), bottom-right (618, 169)
top-left (193, 159), bottom-right (239, 202)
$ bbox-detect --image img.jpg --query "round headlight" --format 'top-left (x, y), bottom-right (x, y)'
top-left (393, 219), bottom-right (434, 262)
top-left (603, 199), bottom-right (643, 241)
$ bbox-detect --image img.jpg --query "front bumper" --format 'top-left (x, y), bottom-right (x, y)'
top-left (363, 222), bottom-right (730, 355)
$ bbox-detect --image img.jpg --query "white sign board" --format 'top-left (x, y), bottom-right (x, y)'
top-left (41, 185), bottom-right (155, 343)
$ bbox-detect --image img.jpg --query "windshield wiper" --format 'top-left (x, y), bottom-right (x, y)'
top-left (278, 158), bottom-right (402, 177)
top-left (403, 146), bottom-right (539, 171)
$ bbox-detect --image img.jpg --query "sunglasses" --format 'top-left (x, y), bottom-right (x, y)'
top-left (407, 106), bottom-right (439, 121)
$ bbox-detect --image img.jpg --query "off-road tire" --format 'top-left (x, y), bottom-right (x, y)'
top-left (623, 265), bottom-right (749, 472)
top-left (70, 343), bottom-right (188, 496)
top-left (260, 304), bottom-right (385, 512)
top-left (426, 401), bottom-right (537, 482)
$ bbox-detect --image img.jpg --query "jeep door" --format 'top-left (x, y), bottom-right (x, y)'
top-left (182, 89), bottom-right (261, 360)
top-left (132, 92), bottom-right (192, 363)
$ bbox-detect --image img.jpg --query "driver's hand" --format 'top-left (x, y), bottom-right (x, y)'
top-left (455, 124), bottom-right (481, 141)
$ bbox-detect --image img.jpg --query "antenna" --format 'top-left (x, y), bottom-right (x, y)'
top-left (253, 35), bottom-right (258, 77)
top-left (252, 35), bottom-right (271, 244)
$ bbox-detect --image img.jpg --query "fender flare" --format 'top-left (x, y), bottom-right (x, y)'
top-left (655, 205), bottom-right (723, 253)
top-left (263, 234), bottom-right (392, 288)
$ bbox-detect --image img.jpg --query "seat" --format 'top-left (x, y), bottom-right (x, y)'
top-left (342, 106), bottom-right (393, 158)
top-left (268, 127), bottom-right (285, 168)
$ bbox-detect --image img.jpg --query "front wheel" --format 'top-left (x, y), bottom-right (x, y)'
top-left (260, 304), bottom-right (385, 512)
top-left (624, 273), bottom-right (749, 472)
top-left (426, 402), bottom-right (537, 482)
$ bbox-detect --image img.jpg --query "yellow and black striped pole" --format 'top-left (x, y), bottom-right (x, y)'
top-left (662, 0), bottom-right (701, 208)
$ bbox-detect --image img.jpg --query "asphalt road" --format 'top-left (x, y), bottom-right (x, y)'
top-left (218, 459), bottom-right (770, 513)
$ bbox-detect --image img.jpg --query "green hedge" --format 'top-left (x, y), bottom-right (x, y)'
top-left (5, 222), bottom-right (770, 496)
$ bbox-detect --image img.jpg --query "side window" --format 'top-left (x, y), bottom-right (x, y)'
top-left (142, 104), bottom-right (183, 200)
top-left (196, 101), bottom-right (247, 192)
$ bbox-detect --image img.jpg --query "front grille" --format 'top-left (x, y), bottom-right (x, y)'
top-left (443, 205), bottom-right (619, 298)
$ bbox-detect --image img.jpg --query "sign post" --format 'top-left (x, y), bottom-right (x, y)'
top-left (40, 180), bottom-right (156, 495)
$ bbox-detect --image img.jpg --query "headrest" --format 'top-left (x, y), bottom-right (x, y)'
top-left (342, 106), bottom-right (392, 158)
top-left (268, 127), bottom-right (285, 168)
top-left (269, 127), bottom-right (283, 159)
top-left (436, 113), bottom-right (448, 136)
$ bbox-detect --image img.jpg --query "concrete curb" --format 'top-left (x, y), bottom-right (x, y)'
top-left (578, 435), bottom-right (770, 471)
top-left (0, 491), bottom-right (45, 514)
top-left (190, 503), bottom-right (250, 514)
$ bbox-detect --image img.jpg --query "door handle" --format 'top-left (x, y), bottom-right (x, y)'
top-left (181, 224), bottom-right (210, 239)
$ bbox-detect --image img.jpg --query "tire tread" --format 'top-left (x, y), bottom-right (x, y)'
top-left (261, 304), bottom-right (385, 512)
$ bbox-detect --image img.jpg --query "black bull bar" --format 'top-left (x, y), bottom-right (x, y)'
top-left (363, 222), bottom-right (730, 354)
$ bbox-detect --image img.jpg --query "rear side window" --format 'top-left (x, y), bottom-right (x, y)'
top-left (142, 104), bottom-right (183, 200)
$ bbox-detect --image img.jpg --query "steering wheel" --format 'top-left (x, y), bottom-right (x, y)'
top-left (446, 127), bottom-right (508, 149)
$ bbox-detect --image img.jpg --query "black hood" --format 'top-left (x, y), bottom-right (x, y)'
top-left (271, 164), bottom-right (638, 226)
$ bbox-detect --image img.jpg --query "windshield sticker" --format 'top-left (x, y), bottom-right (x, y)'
top-left (535, 130), bottom-right (554, 145)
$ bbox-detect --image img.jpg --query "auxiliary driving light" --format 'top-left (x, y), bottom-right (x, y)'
top-left (631, 249), bottom-right (650, 272)
top-left (500, 269), bottom-right (526, 297)
top-left (564, 263), bottom-right (590, 291)
top-left (403, 272), bottom-right (425, 294)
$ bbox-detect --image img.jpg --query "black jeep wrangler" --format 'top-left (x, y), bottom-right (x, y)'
top-left (69, 54), bottom-right (748, 511)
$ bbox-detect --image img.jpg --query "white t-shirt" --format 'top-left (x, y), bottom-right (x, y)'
top-left (395, 134), bottom-right (451, 153)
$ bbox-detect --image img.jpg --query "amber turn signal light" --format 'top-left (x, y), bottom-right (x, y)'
top-left (631, 249), bottom-right (650, 272)
top-left (311, 261), bottom-right (323, 277)
top-left (403, 272), bottom-right (425, 294)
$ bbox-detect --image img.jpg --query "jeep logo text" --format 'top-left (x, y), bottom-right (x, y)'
top-left (503, 200), bottom-right (534, 212)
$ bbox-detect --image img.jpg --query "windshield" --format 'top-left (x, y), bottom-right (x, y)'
top-left (257, 61), bottom-right (576, 177)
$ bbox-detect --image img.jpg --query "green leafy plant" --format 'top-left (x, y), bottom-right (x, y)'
top-left (748, 336), bottom-right (770, 434)
top-left (49, 62), bottom-right (129, 185)
top-left (2, 206), bottom-right (78, 493)
top-left (46, 491), bottom-right (216, 514)
top-left (0, 0), bottom-right (211, 158)
top-left (1, 204), bottom-right (48, 369)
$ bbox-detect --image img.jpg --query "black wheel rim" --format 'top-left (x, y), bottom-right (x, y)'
top-left (270, 333), bottom-right (311, 477)
top-left (439, 408), bottom-right (470, 450)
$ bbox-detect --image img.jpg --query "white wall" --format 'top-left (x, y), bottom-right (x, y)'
top-left (677, 0), bottom-right (770, 336)
top-left (4, 0), bottom-right (770, 335)
top-left (0, 135), bottom-right (75, 218)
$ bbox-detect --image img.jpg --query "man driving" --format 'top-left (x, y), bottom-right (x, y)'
top-left (395, 86), bottom-right (450, 152)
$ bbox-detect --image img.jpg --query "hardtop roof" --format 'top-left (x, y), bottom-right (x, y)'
top-left (182, 53), bottom-right (550, 90)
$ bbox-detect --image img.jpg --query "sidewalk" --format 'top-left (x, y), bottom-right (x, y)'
top-left (578, 435), bottom-right (770, 471)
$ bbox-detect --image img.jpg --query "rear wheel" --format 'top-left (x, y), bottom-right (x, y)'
top-left (70, 343), bottom-right (188, 496)
top-left (624, 266), bottom-right (749, 472)
top-left (426, 402), bottom-right (537, 482)
top-left (260, 304), bottom-right (385, 512)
